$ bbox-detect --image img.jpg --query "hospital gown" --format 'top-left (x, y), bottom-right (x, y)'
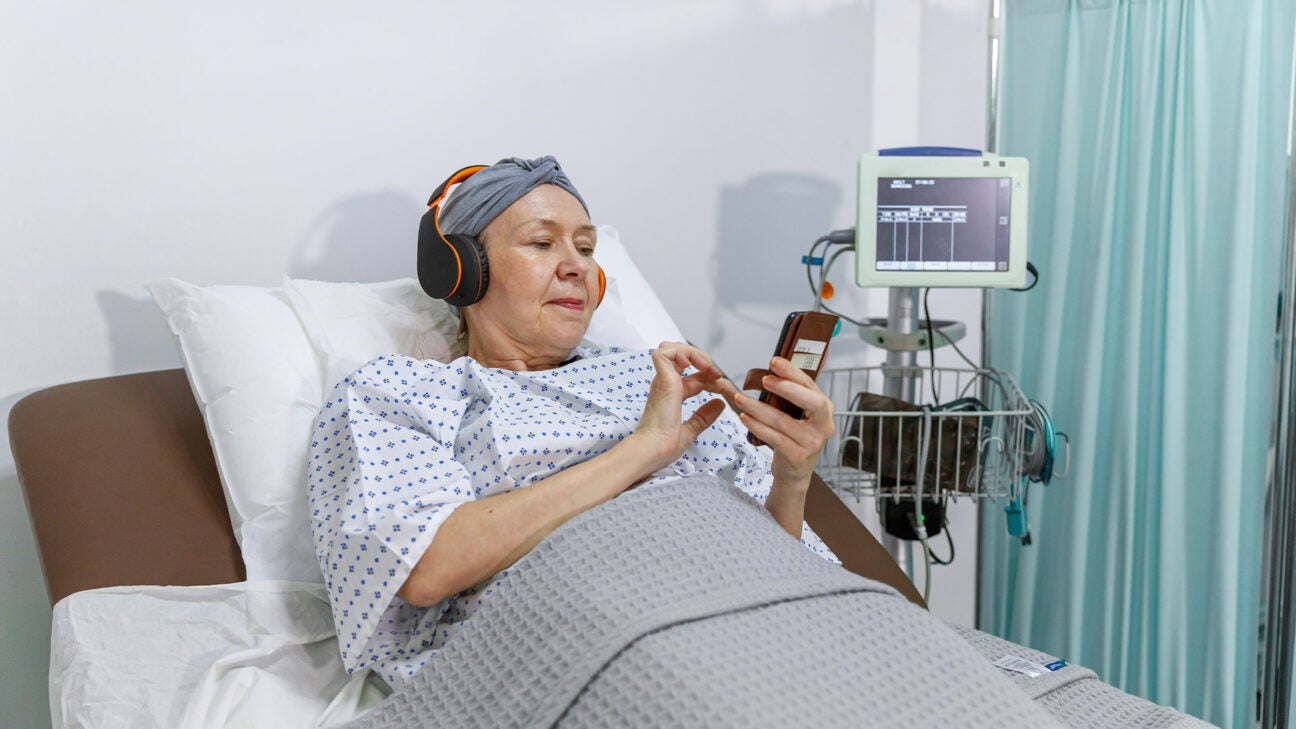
top-left (307, 346), bottom-right (838, 687)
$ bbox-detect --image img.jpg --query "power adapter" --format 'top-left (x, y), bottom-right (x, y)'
top-left (882, 498), bottom-right (945, 540)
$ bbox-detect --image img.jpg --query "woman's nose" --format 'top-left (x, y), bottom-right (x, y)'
top-left (557, 242), bottom-right (592, 277)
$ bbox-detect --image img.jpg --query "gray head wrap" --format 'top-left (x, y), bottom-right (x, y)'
top-left (439, 156), bottom-right (589, 238)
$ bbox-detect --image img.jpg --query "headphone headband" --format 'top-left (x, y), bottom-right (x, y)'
top-left (418, 163), bottom-right (606, 309)
top-left (427, 164), bottom-right (489, 211)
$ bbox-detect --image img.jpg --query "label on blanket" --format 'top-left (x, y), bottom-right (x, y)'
top-left (992, 655), bottom-right (1051, 678)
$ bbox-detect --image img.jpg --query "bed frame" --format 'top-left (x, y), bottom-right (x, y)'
top-left (9, 369), bottom-right (924, 608)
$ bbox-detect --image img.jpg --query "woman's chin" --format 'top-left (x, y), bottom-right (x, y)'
top-left (545, 317), bottom-right (593, 347)
top-left (553, 332), bottom-right (586, 351)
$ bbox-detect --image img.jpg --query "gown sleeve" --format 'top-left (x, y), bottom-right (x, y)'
top-left (307, 355), bottom-right (476, 674)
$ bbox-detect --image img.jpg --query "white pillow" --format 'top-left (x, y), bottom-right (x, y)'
top-left (146, 281), bottom-right (325, 582)
top-left (583, 227), bottom-right (684, 345)
top-left (149, 225), bottom-right (673, 583)
top-left (282, 278), bottom-right (467, 401)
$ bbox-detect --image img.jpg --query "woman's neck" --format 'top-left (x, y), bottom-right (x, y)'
top-left (466, 336), bottom-right (572, 372)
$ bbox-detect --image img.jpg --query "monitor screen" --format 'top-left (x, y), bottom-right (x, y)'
top-left (856, 154), bottom-right (1028, 288)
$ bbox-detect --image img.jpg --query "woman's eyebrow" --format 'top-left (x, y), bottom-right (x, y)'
top-left (515, 218), bottom-right (598, 238)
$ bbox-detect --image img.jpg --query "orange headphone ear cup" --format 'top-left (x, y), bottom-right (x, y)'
top-left (595, 265), bottom-right (606, 308)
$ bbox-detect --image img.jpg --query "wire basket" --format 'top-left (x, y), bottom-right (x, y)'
top-left (816, 365), bottom-right (1033, 503)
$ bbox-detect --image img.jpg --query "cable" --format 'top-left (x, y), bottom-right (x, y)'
top-left (795, 228), bottom-right (1052, 606)
top-left (819, 246), bottom-right (853, 305)
top-left (804, 235), bottom-right (832, 302)
top-left (817, 299), bottom-right (872, 330)
top-left (806, 242), bottom-right (873, 329)
top-left (824, 228), bottom-right (857, 246)
top-left (1010, 261), bottom-right (1039, 292)
top-left (1003, 533), bottom-right (1022, 636)
top-left (805, 231), bottom-right (981, 373)
top-left (943, 327), bottom-right (981, 371)
top-left (959, 369), bottom-right (1008, 404)
top-left (819, 245), bottom-right (852, 307)
top-left (927, 517), bottom-right (956, 565)
top-left (921, 529), bottom-right (933, 602)
top-left (913, 406), bottom-right (936, 601)
top-left (924, 288), bottom-right (939, 405)
top-left (917, 287), bottom-right (981, 372)
top-left (804, 229), bottom-right (856, 306)
top-left (1002, 400), bottom-right (1066, 550)
top-left (1020, 401), bottom-right (1059, 484)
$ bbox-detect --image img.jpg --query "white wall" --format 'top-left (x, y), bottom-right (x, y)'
top-left (0, 2), bottom-right (990, 725)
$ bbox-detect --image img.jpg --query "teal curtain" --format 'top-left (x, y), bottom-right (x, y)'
top-left (979, 2), bottom-right (1294, 727)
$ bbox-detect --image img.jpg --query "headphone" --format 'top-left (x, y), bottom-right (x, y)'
top-left (417, 164), bottom-right (606, 308)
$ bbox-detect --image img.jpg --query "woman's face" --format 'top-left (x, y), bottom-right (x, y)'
top-left (465, 184), bottom-right (599, 363)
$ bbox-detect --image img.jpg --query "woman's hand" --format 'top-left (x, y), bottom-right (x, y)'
top-left (735, 356), bottom-right (835, 490)
top-left (627, 342), bottom-right (731, 474)
top-left (401, 343), bottom-right (734, 608)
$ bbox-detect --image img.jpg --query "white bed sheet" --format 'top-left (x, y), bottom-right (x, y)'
top-left (50, 582), bottom-right (387, 729)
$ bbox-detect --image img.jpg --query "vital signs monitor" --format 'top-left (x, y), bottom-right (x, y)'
top-left (856, 149), bottom-right (1029, 288)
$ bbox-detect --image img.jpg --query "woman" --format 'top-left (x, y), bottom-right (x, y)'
top-left (308, 157), bottom-right (838, 687)
top-left (310, 159), bottom-right (1165, 729)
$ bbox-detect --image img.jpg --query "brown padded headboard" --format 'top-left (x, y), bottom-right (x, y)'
top-left (10, 369), bottom-right (923, 609)
top-left (10, 369), bottom-right (244, 605)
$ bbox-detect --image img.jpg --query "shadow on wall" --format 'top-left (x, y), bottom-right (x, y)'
top-left (97, 290), bottom-right (183, 376)
top-left (709, 172), bottom-right (842, 348)
top-left (97, 191), bottom-right (425, 379)
top-left (289, 191), bottom-right (424, 283)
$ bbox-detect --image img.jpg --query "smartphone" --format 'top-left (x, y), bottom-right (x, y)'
top-left (745, 310), bottom-right (838, 446)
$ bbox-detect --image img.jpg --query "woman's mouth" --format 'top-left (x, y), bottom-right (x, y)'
top-left (549, 299), bottom-right (585, 311)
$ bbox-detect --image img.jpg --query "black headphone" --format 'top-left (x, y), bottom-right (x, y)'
top-left (417, 165), bottom-right (606, 308)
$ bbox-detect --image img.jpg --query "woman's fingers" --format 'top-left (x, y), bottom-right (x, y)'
top-left (747, 373), bottom-right (833, 430)
top-left (737, 391), bottom-right (816, 449)
top-left (700, 375), bottom-right (742, 412)
top-left (682, 398), bottom-right (726, 443)
top-left (656, 341), bottom-right (725, 382)
top-left (642, 343), bottom-right (730, 459)
top-left (648, 342), bottom-right (731, 409)
top-left (738, 409), bottom-right (796, 449)
top-left (772, 359), bottom-right (832, 412)
top-left (682, 371), bottom-right (739, 401)
top-left (644, 350), bottom-right (685, 424)
top-left (768, 356), bottom-right (823, 398)
top-left (736, 357), bottom-right (835, 455)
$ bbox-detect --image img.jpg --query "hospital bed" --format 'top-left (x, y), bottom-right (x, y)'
top-left (11, 227), bottom-right (1211, 728)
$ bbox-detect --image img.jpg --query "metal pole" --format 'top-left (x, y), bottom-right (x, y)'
top-left (976, 0), bottom-right (1004, 631)
top-left (985, 0), bottom-right (1003, 157)
top-left (882, 286), bottom-right (919, 577)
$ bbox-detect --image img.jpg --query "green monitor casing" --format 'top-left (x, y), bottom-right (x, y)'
top-left (856, 151), bottom-right (1029, 288)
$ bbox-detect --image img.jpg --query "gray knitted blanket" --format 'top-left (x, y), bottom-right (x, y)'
top-left (344, 475), bottom-right (1210, 728)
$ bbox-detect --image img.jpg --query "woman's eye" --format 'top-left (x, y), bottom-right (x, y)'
top-left (531, 240), bottom-right (552, 249)
top-left (579, 247), bottom-right (595, 257)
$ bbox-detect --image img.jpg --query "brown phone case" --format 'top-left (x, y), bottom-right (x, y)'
top-left (744, 311), bottom-right (838, 446)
